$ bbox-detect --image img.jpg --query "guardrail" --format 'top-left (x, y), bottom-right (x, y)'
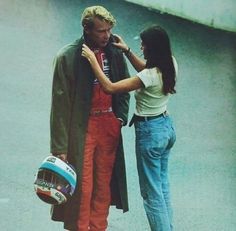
top-left (125, 0), bottom-right (236, 33)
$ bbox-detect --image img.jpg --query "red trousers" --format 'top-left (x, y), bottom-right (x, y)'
top-left (77, 112), bottom-right (121, 231)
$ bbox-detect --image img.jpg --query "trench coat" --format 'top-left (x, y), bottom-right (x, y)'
top-left (50, 35), bottom-right (130, 230)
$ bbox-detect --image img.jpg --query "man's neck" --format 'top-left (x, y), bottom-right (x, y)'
top-left (84, 38), bottom-right (99, 50)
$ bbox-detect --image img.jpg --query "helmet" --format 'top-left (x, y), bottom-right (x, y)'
top-left (34, 156), bottom-right (77, 205)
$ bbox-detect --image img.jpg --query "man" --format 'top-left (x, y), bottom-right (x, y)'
top-left (50, 6), bottom-right (130, 231)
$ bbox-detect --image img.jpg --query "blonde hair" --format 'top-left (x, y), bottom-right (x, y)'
top-left (81, 6), bottom-right (116, 29)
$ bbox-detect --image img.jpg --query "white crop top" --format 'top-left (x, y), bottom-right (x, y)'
top-left (134, 57), bottom-right (178, 116)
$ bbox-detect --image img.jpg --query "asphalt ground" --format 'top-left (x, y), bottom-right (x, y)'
top-left (0, 0), bottom-right (236, 230)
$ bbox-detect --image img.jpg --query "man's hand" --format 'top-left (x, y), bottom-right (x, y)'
top-left (53, 153), bottom-right (67, 162)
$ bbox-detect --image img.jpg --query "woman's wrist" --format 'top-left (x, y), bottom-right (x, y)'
top-left (89, 55), bottom-right (97, 66)
top-left (123, 47), bottom-right (131, 57)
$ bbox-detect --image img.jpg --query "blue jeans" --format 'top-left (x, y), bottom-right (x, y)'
top-left (134, 114), bottom-right (176, 231)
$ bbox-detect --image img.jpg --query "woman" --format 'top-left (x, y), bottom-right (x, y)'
top-left (82, 25), bottom-right (178, 231)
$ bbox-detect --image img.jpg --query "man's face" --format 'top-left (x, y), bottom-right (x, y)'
top-left (85, 17), bottom-right (113, 48)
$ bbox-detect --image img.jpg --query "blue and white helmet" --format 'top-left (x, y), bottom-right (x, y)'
top-left (34, 156), bottom-right (77, 205)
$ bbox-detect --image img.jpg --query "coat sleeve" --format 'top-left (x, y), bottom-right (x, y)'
top-left (50, 54), bottom-right (72, 154)
top-left (115, 55), bottom-right (130, 126)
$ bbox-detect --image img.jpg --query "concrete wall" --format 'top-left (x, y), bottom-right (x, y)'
top-left (125, 0), bottom-right (236, 33)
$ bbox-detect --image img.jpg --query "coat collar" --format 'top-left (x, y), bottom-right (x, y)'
top-left (74, 33), bottom-right (118, 59)
top-left (73, 34), bottom-right (119, 84)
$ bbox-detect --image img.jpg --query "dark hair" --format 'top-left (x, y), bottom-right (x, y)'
top-left (140, 25), bottom-right (176, 95)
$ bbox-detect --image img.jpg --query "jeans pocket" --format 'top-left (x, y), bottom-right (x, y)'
top-left (168, 126), bottom-right (176, 149)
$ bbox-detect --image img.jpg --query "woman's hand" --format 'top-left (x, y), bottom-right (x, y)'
top-left (82, 44), bottom-right (96, 64)
top-left (112, 34), bottom-right (129, 53)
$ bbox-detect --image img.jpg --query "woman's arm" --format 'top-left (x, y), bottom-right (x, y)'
top-left (113, 34), bottom-right (146, 72)
top-left (124, 48), bottom-right (146, 72)
top-left (82, 44), bottom-right (143, 94)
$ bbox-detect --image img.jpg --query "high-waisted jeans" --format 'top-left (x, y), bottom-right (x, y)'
top-left (134, 114), bottom-right (176, 231)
